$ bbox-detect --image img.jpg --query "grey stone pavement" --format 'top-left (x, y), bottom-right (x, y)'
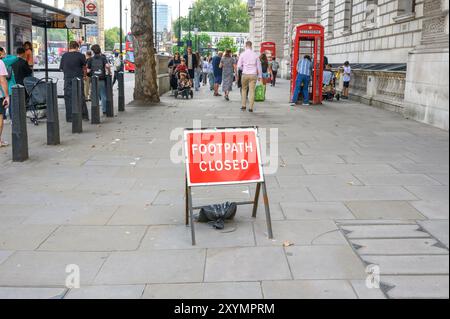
top-left (0, 77), bottom-right (448, 299)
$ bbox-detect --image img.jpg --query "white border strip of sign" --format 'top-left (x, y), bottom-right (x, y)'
top-left (183, 127), bottom-right (265, 187)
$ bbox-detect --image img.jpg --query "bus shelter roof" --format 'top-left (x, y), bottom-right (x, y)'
top-left (0, 0), bottom-right (95, 29)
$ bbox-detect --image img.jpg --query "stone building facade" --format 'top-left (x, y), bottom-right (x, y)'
top-left (247, 0), bottom-right (449, 130)
top-left (64, 0), bottom-right (105, 50)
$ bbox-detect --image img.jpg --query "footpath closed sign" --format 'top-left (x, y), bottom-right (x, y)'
top-left (184, 128), bottom-right (264, 186)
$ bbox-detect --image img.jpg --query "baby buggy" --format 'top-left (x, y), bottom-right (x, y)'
top-left (322, 68), bottom-right (340, 102)
top-left (24, 76), bottom-right (50, 125)
top-left (174, 71), bottom-right (194, 99)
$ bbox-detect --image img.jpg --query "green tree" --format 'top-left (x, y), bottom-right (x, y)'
top-left (216, 36), bottom-right (237, 53)
top-left (172, 33), bottom-right (212, 55)
top-left (105, 27), bottom-right (125, 51)
top-left (173, 0), bottom-right (249, 33)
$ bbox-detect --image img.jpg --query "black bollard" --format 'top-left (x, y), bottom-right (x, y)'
top-left (118, 71), bottom-right (125, 112)
top-left (72, 78), bottom-right (82, 134)
top-left (105, 75), bottom-right (114, 118)
top-left (90, 76), bottom-right (100, 124)
top-left (46, 81), bottom-right (60, 145)
top-left (11, 85), bottom-right (29, 162)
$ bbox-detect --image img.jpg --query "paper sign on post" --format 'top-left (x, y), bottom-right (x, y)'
top-left (184, 128), bottom-right (264, 186)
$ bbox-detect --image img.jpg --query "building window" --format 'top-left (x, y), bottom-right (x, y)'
top-left (398, 0), bottom-right (416, 15)
top-left (343, 0), bottom-right (353, 34)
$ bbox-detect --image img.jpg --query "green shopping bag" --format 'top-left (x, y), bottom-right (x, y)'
top-left (255, 83), bottom-right (266, 102)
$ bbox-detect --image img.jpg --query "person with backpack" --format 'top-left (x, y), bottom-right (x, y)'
top-left (60, 41), bottom-right (89, 122)
top-left (12, 48), bottom-right (33, 87)
top-left (112, 51), bottom-right (122, 87)
top-left (87, 44), bottom-right (111, 115)
top-left (269, 57), bottom-right (280, 87)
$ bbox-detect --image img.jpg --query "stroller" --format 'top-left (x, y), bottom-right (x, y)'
top-left (322, 68), bottom-right (340, 102)
top-left (23, 77), bottom-right (51, 125)
top-left (174, 71), bottom-right (194, 99)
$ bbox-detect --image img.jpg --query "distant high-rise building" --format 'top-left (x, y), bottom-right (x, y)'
top-left (64, 0), bottom-right (105, 49)
top-left (154, 3), bottom-right (171, 33)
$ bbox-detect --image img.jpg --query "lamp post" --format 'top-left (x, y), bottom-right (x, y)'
top-left (188, 6), bottom-right (192, 48)
top-left (125, 6), bottom-right (128, 35)
top-left (120, 0), bottom-right (123, 61)
top-left (178, 0), bottom-right (181, 53)
top-left (154, 0), bottom-right (158, 52)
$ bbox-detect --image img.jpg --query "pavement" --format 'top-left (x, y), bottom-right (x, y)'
top-left (0, 78), bottom-right (448, 299)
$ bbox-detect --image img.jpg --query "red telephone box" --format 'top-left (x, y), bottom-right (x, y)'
top-left (260, 42), bottom-right (276, 58)
top-left (290, 24), bottom-right (325, 105)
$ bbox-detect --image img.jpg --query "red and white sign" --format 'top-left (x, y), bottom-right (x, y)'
top-left (184, 128), bottom-right (264, 186)
top-left (84, 0), bottom-right (98, 17)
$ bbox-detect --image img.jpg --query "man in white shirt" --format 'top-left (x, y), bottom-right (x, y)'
top-left (343, 61), bottom-right (351, 99)
top-left (0, 59), bottom-right (10, 147)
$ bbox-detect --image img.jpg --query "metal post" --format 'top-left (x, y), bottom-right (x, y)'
top-left (154, 0), bottom-right (158, 52)
top-left (252, 183), bottom-right (262, 218)
top-left (46, 81), bottom-right (60, 145)
top-left (120, 0), bottom-right (123, 59)
top-left (72, 78), bottom-right (83, 134)
top-left (187, 187), bottom-right (196, 246)
top-left (90, 76), bottom-right (100, 124)
top-left (105, 75), bottom-right (114, 117)
top-left (118, 71), bottom-right (125, 112)
top-left (11, 85), bottom-right (28, 162)
top-left (188, 7), bottom-right (192, 46)
top-left (178, 0), bottom-right (181, 53)
top-left (44, 26), bottom-right (49, 80)
top-left (262, 182), bottom-right (274, 239)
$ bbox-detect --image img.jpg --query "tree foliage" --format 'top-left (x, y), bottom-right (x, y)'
top-left (172, 33), bottom-right (212, 54)
top-left (105, 27), bottom-right (125, 51)
top-left (216, 37), bottom-right (238, 53)
top-left (173, 0), bottom-right (249, 33)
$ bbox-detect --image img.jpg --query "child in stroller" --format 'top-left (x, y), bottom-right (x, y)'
top-left (175, 71), bottom-right (194, 99)
top-left (322, 64), bottom-right (339, 101)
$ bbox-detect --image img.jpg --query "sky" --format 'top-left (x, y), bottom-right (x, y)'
top-left (104, 0), bottom-right (194, 30)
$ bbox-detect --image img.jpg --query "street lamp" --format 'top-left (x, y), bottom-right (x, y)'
top-left (188, 6), bottom-right (192, 48)
top-left (154, 0), bottom-right (158, 52)
top-left (120, 0), bottom-right (123, 60)
top-left (125, 6), bottom-right (128, 35)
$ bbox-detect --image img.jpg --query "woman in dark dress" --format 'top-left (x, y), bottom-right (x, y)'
top-left (168, 53), bottom-right (181, 93)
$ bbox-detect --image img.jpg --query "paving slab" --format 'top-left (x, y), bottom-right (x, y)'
top-left (345, 201), bottom-right (425, 220)
top-left (0, 287), bottom-right (67, 299)
top-left (277, 174), bottom-right (362, 188)
top-left (65, 285), bottom-right (145, 299)
top-left (262, 280), bottom-right (357, 299)
top-left (350, 280), bottom-right (387, 299)
top-left (143, 282), bottom-right (263, 299)
top-left (285, 245), bottom-right (367, 280)
top-left (405, 186), bottom-right (449, 202)
top-left (91, 190), bottom-right (159, 206)
top-left (205, 247), bottom-right (291, 282)
top-left (39, 226), bottom-right (148, 252)
top-left (382, 276), bottom-right (449, 299)
top-left (351, 238), bottom-right (449, 255)
top-left (94, 250), bottom-right (205, 285)
top-left (0, 251), bottom-right (14, 266)
top-left (303, 164), bottom-right (399, 175)
top-left (418, 220), bottom-right (449, 248)
top-left (254, 220), bottom-right (346, 246)
top-left (342, 224), bottom-right (429, 239)
top-left (21, 205), bottom-right (118, 226)
top-left (355, 174), bottom-right (441, 186)
top-left (427, 174), bottom-right (449, 186)
top-left (308, 186), bottom-right (418, 202)
top-left (139, 223), bottom-right (255, 250)
top-left (361, 255), bottom-right (449, 275)
top-left (0, 251), bottom-right (108, 287)
top-left (108, 204), bottom-right (183, 225)
top-left (410, 201), bottom-right (449, 220)
top-left (0, 225), bottom-right (57, 250)
top-left (280, 202), bottom-right (355, 220)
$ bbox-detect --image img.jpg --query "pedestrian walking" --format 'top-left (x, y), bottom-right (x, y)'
top-left (342, 61), bottom-right (351, 99)
top-left (87, 44), bottom-right (111, 115)
top-left (184, 47), bottom-right (198, 86)
top-left (112, 51), bottom-right (122, 87)
top-left (212, 51), bottom-right (223, 96)
top-left (269, 57), bottom-right (280, 87)
top-left (220, 49), bottom-right (236, 101)
top-left (0, 59), bottom-right (10, 147)
top-left (84, 50), bottom-right (93, 101)
top-left (0, 47), bottom-right (19, 120)
top-left (237, 41), bottom-right (262, 112)
top-left (12, 48), bottom-right (33, 86)
top-left (202, 57), bottom-right (209, 86)
top-left (168, 52), bottom-right (182, 94)
top-left (194, 52), bottom-right (202, 92)
top-left (290, 55), bottom-right (312, 106)
top-left (207, 57), bottom-right (215, 91)
top-left (260, 53), bottom-right (270, 87)
top-left (59, 41), bottom-right (89, 122)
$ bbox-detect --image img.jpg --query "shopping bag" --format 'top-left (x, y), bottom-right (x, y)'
top-left (255, 83), bottom-right (266, 102)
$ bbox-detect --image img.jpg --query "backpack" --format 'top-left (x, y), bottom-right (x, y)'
top-left (90, 56), bottom-right (106, 80)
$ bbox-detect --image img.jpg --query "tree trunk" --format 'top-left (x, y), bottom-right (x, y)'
top-left (131, 0), bottom-right (160, 103)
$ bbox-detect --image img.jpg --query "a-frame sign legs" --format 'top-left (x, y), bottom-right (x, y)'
top-left (185, 178), bottom-right (196, 246)
top-left (261, 182), bottom-right (274, 239)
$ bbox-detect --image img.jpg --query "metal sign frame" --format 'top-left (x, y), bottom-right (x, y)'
top-left (183, 126), bottom-right (274, 246)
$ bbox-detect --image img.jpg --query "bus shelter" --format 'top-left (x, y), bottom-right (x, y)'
top-left (0, 0), bottom-right (95, 81)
